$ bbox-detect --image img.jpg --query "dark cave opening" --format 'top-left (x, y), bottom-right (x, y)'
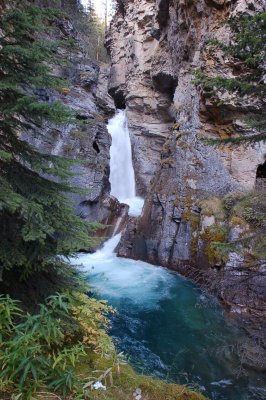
top-left (93, 141), bottom-right (100, 154)
top-left (109, 88), bottom-right (126, 109)
top-left (256, 161), bottom-right (266, 179)
top-left (255, 160), bottom-right (266, 191)
top-left (152, 72), bottom-right (178, 101)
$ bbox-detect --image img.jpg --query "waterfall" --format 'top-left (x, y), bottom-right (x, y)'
top-left (71, 110), bottom-right (263, 400)
top-left (86, 233), bottom-right (122, 261)
top-left (107, 109), bottom-right (144, 217)
top-left (108, 110), bottom-right (135, 200)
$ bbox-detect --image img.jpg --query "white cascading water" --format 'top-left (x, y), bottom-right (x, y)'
top-left (72, 232), bottom-right (173, 307)
top-left (69, 114), bottom-right (262, 400)
top-left (107, 109), bottom-right (144, 217)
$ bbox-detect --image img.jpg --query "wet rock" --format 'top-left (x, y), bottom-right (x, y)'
top-left (109, 0), bottom-right (266, 323)
top-left (86, 195), bottom-right (129, 238)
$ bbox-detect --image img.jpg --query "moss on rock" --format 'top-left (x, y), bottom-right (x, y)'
top-left (201, 224), bottom-right (229, 264)
top-left (199, 197), bottom-right (225, 221)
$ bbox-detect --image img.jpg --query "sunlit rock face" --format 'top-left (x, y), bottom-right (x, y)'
top-left (107, 0), bottom-right (265, 194)
top-left (107, 0), bottom-right (176, 195)
top-left (108, 0), bottom-right (266, 320)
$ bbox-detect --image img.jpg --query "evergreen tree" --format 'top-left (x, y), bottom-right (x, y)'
top-left (76, 0), bottom-right (109, 62)
top-left (195, 12), bottom-right (266, 144)
top-left (0, 1), bottom-right (95, 278)
top-left (193, 13), bottom-right (266, 263)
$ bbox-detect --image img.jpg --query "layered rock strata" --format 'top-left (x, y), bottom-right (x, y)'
top-left (23, 14), bottom-right (126, 237)
top-left (107, 0), bottom-right (266, 325)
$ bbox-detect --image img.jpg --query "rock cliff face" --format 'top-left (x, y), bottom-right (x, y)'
top-left (23, 10), bottom-right (128, 239)
top-left (107, 0), bottom-right (266, 323)
top-left (106, 0), bottom-right (176, 195)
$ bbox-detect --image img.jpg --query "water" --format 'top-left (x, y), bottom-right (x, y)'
top-left (73, 109), bottom-right (266, 399)
top-left (107, 110), bottom-right (144, 217)
top-left (73, 237), bottom-right (266, 400)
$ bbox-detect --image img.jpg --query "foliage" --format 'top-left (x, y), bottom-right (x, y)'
top-left (195, 12), bottom-right (266, 143)
top-left (198, 197), bottom-right (225, 221)
top-left (207, 13), bottom-right (266, 67)
top-left (85, 3), bottom-right (109, 63)
top-left (222, 191), bottom-right (246, 214)
top-left (193, 69), bottom-right (257, 95)
top-left (231, 192), bottom-right (266, 260)
top-left (230, 192), bottom-right (266, 228)
top-left (0, 2), bottom-right (97, 277)
top-left (67, 0), bottom-right (109, 63)
top-left (68, 292), bottom-right (115, 355)
top-left (222, 13), bottom-right (266, 68)
top-left (0, 293), bottom-right (204, 400)
top-left (0, 292), bottom-right (114, 399)
top-left (201, 224), bottom-right (229, 265)
top-left (76, 352), bottom-right (206, 400)
top-left (202, 192), bottom-right (266, 265)
top-left (0, 3), bottom-right (206, 400)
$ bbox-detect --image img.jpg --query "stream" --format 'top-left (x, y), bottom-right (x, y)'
top-left (75, 236), bottom-right (266, 400)
top-left (73, 110), bottom-right (266, 400)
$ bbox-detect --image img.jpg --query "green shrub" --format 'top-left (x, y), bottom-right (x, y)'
top-left (222, 191), bottom-right (246, 215)
top-left (0, 292), bottom-right (114, 399)
top-left (219, 191), bottom-right (266, 263)
top-left (195, 12), bottom-right (266, 142)
top-left (201, 224), bottom-right (229, 264)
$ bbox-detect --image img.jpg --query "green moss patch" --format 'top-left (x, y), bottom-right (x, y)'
top-left (75, 352), bottom-right (206, 400)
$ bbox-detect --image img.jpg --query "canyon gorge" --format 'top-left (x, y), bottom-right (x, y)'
top-left (56, 0), bottom-right (266, 338)
top-left (1, 0), bottom-right (265, 398)
top-left (37, 0), bottom-right (266, 375)
top-left (106, 0), bottom-right (266, 328)
top-left (50, 0), bottom-right (266, 394)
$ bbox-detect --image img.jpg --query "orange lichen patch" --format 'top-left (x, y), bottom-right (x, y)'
top-left (230, 216), bottom-right (245, 226)
top-left (57, 87), bottom-right (70, 96)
